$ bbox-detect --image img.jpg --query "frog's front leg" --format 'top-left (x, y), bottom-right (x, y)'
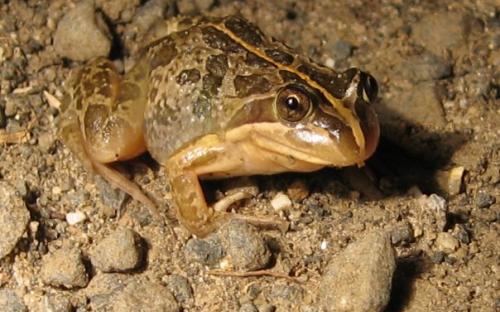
top-left (165, 135), bottom-right (236, 237)
top-left (165, 132), bottom-right (292, 237)
top-left (59, 57), bottom-right (157, 213)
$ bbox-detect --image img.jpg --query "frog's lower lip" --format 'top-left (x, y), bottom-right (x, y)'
top-left (250, 124), bottom-right (360, 167)
top-left (251, 132), bottom-right (333, 166)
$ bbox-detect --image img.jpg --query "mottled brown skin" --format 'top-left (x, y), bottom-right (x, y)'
top-left (59, 15), bottom-right (380, 236)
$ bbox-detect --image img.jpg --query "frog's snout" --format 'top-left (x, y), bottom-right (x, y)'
top-left (354, 71), bottom-right (380, 161)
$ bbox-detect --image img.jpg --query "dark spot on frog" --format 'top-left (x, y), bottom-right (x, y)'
top-left (176, 68), bottom-right (201, 85)
top-left (150, 38), bottom-right (177, 69)
top-left (265, 48), bottom-right (294, 65)
top-left (73, 84), bottom-right (84, 109)
top-left (179, 17), bottom-right (194, 28)
top-left (224, 16), bottom-right (264, 47)
top-left (205, 54), bottom-right (228, 77)
top-left (234, 74), bottom-right (272, 98)
top-left (202, 73), bottom-right (222, 96)
top-left (279, 70), bottom-right (306, 84)
top-left (193, 90), bottom-right (212, 118)
top-left (148, 86), bottom-right (158, 104)
top-left (201, 26), bottom-right (243, 53)
top-left (81, 79), bottom-right (94, 95)
top-left (117, 82), bottom-right (141, 103)
top-left (245, 51), bottom-right (274, 68)
top-left (83, 104), bottom-right (109, 140)
top-left (298, 64), bottom-right (352, 99)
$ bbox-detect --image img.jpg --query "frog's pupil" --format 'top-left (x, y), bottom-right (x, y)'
top-left (286, 96), bottom-right (299, 110)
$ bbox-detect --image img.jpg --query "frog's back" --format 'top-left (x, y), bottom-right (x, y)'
top-left (143, 16), bottom-right (289, 164)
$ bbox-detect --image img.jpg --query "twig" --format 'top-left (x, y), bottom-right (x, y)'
top-left (0, 130), bottom-right (29, 144)
top-left (208, 269), bottom-right (300, 283)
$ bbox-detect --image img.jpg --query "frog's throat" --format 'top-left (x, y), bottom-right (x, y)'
top-left (209, 22), bottom-right (367, 158)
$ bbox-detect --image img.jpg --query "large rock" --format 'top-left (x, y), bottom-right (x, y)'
top-left (53, 0), bottom-right (111, 61)
top-left (319, 231), bottom-right (396, 312)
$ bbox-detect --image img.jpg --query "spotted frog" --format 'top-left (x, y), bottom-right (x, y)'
top-left (58, 15), bottom-right (380, 236)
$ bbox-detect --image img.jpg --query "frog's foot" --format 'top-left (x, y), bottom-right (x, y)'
top-left (169, 167), bottom-right (288, 236)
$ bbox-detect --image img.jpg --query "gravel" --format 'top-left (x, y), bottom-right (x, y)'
top-left (41, 247), bottom-right (89, 289)
top-left (0, 182), bottom-right (30, 259)
top-left (90, 228), bottom-right (144, 272)
top-left (319, 231), bottom-right (396, 312)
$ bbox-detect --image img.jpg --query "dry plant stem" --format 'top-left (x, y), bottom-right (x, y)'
top-left (208, 269), bottom-right (300, 282)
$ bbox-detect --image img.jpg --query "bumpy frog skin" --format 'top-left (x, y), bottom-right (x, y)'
top-left (59, 15), bottom-right (380, 236)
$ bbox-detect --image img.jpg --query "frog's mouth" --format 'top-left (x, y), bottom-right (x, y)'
top-left (250, 121), bottom-right (378, 168)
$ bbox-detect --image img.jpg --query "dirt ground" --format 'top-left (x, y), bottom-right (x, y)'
top-left (0, 0), bottom-right (498, 311)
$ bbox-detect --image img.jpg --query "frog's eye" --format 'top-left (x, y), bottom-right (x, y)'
top-left (276, 86), bottom-right (312, 122)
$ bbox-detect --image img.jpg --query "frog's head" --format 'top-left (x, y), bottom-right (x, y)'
top-left (238, 68), bottom-right (380, 168)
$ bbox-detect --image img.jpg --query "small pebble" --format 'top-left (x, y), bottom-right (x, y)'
top-left (219, 220), bottom-right (271, 271)
top-left (435, 232), bottom-right (459, 253)
top-left (239, 302), bottom-right (258, 312)
top-left (184, 234), bottom-right (224, 267)
top-left (95, 176), bottom-right (128, 215)
top-left (90, 228), bottom-right (143, 272)
top-left (328, 40), bottom-right (353, 61)
top-left (0, 182), bottom-right (30, 259)
top-left (0, 289), bottom-right (27, 312)
top-left (41, 248), bottom-right (88, 288)
top-left (53, 1), bottom-right (111, 61)
top-left (37, 131), bottom-right (55, 153)
top-left (431, 251), bottom-right (445, 264)
top-left (476, 192), bottom-right (495, 208)
top-left (270, 192), bottom-right (292, 212)
top-left (65, 211), bottom-right (87, 225)
top-left (39, 294), bottom-right (72, 312)
top-left (85, 273), bottom-right (130, 311)
top-left (163, 274), bottom-right (193, 305)
top-left (112, 278), bottom-right (179, 312)
top-left (391, 223), bottom-right (414, 246)
top-left (319, 231), bottom-right (395, 312)
top-left (287, 179), bottom-right (309, 201)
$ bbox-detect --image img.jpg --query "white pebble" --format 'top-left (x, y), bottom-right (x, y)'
top-left (320, 240), bottom-right (328, 250)
top-left (66, 211), bottom-right (87, 225)
top-left (270, 192), bottom-right (292, 211)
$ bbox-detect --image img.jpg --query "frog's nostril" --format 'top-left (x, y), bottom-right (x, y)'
top-left (360, 72), bottom-right (378, 103)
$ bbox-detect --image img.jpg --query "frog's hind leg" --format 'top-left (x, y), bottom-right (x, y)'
top-left (59, 57), bottom-right (157, 214)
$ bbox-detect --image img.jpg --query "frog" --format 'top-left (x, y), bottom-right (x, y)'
top-left (58, 15), bottom-right (380, 237)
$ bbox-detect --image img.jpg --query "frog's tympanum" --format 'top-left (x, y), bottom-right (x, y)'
top-left (59, 15), bottom-right (380, 236)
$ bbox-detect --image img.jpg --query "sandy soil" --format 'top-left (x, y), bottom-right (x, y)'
top-left (0, 0), bottom-right (498, 311)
